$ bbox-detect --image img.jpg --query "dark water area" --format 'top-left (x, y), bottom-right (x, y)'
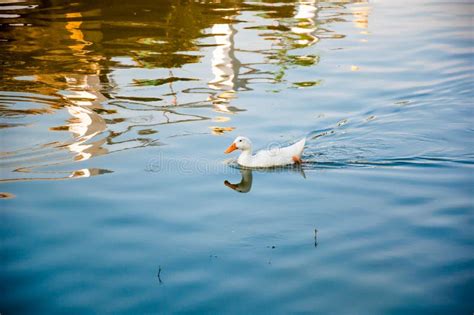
top-left (1, 0), bottom-right (473, 313)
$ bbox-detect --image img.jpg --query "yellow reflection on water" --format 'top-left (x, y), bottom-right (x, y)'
top-left (0, 0), bottom-right (371, 182)
top-left (58, 12), bottom-right (107, 162)
top-left (208, 22), bottom-right (238, 115)
top-left (350, 3), bottom-right (371, 30)
top-left (292, 0), bottom-right (319, 46)
top-left (58, 77), bottom-right (108, 161)
top-left (209, 126), bottom-right (236, 135)
top-left (65, 12), bottom-right (91, 53)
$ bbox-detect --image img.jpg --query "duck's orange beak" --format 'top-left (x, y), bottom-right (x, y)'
top-left (224, 142), bottom-right (238, 154)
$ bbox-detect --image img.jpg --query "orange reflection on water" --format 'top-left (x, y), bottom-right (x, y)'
top-left (0, 0), bottom-right (371, 183)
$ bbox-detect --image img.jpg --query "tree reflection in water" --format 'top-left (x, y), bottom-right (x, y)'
top-left (0, 0), bottom-right (369, 182)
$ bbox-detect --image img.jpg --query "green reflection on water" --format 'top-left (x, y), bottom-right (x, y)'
top-left (0, 0), bottom-right (368, 182)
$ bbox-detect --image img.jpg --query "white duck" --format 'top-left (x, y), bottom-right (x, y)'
top-left (224, 136), bottom-right (306, 168)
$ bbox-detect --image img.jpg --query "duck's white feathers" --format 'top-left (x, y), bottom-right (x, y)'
top-left (237, 137), bottom-right (306, 168)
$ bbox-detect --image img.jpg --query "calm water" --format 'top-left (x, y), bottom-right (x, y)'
top-left (1, 0), bottom-right (473, 313)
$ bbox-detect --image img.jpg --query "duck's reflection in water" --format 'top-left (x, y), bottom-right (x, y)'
top-left (224, 169), bottom-right (253, 193)
top-left (224, 167), bottom-right (306, 193)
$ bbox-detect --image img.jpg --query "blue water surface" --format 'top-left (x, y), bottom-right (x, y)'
top-left (1, 0), bottom-right (473, 314)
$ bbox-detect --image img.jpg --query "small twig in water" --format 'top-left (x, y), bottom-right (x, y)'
top-left (314, 229), bottom-right (318, 248)
top-left (157, 266), bottom-right (163, 284)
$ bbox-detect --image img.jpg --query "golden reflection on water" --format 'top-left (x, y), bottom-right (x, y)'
top-left (292, 0), bottom-right (319, 46)
top-left (350, 2), bottom-right (370, 30)
top-left (0, 0), bottom-right (370, 183)
top-left (34, 12), bottom-right (108, 169)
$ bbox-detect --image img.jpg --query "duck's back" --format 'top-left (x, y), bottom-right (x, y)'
top-left (239, 138), bottom-right (306, 167)
top-left (278, 137), bottom-right (305, 158)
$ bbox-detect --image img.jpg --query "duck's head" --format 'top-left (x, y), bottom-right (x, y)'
top-left (224, 136), bottom-right (252, 153)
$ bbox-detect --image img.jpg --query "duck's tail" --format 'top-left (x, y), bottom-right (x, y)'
top-left (294, 137), bottom-right (306, 157)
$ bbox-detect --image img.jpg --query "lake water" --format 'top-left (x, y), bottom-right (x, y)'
top-left (1, 0), bottom-right (473, 313)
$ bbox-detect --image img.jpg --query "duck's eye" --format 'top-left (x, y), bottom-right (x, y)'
top-left (239, 139), bottom-right (242, 142)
